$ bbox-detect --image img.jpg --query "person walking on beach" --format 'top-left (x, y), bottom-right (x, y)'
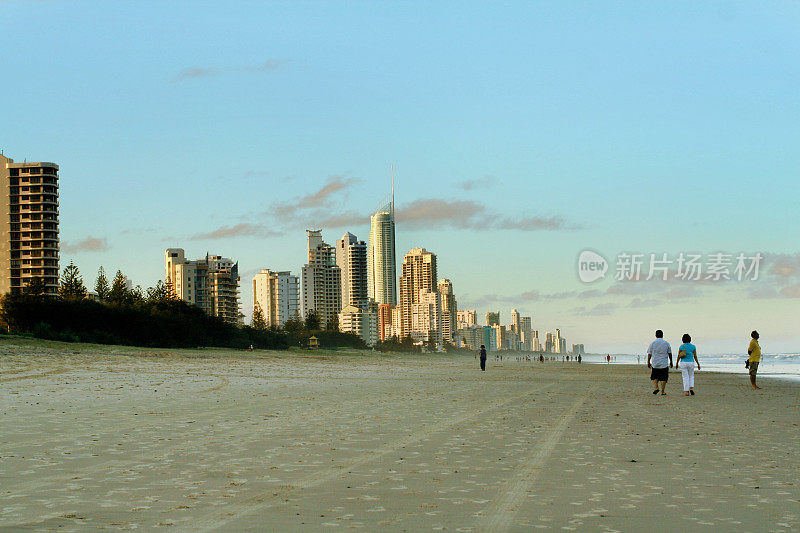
top-left (479, 345), bottom-right (487, 372)
top-left (747, 330), bottom-right (762, 389)
top-left (676, 333), bottom-right (700, 396)
top-left (577, 354), bottom-right (582, 364)
top-left (647, 330), bottom-right (673, 395)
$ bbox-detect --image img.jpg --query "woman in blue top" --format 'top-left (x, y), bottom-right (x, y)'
top-left (676, 333), bottom-right (701, 396)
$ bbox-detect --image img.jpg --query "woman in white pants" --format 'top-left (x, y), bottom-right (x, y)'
top-left (676, 333), bottom-right (701, 396)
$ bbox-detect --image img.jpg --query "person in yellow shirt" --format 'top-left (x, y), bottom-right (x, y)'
top-left (747, 330), bottom-right (762, 390)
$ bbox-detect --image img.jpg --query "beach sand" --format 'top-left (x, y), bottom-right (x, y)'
top-left (1, 338), bottom-right (798, 532)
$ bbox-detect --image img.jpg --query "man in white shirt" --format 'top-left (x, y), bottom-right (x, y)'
top-left (647, 329), bottom-right (673, 395)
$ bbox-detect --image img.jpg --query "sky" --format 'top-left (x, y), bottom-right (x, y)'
top-left (2, 1), bottom-right (799, 353)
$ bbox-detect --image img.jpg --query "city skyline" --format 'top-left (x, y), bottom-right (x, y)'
top-left (4, 2), bottom-right (799, 353)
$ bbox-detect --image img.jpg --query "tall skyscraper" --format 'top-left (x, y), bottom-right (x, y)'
top-left (510, 309), bottom-right (521, 334)
top-left (367, 172), bottom-right (397, 306)
top-left (253, 269), bottom-right (299, 327)
top-left (336, 232), bottom-right (368, 310)
top-left (398, 247), bottom-right (437, 339)
top-left (165, 249), bottom-right (241, 324)
top-left (0, 154), bottom-right (60, 295)
top-left (519, 316), bottom-right (532, 350)
top-left (301, 230), bottom-right (341, 329)
top-left (486, 311), bottom-right (500, 327)
top-left (532, 330), bottom-right (541, 352)
top-left (438, 278), bottom-right (457, 344)
top-left (545, 331), bottom-right (554, 353)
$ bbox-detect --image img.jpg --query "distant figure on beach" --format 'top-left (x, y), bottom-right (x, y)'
top-left (647, 330), bottom-right (673, 395)
top-left (676, 333), bottom-right (700, 396)
top-left (637, 355), bottom-right (641, 364)
top-left (606, 354), bottom-right (611, 364)
top-left (577, 354), bottom-right (582, 364)
top-left (539, 354), bottom-right (544, 363)
top-left (479, 345), bottom-right (487, 372)
top-left (747, 331), bottom-right (762, 389)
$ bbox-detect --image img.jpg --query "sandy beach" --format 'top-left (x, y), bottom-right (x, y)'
top-left (1, 338), bottom-right (798, 532)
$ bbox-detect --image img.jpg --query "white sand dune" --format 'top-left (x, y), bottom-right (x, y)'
top-left (1, 339), bottom-right (798, 531)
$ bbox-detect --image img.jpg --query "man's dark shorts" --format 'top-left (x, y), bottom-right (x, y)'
top-left (749, 361), bottom-right (759, 376)
top-left (650, 367), bottom-right (669, 381)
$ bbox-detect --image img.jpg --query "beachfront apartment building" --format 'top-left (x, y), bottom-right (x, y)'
top-left (338, 304), bottom-right (378, 346)
top-left (367, 198), bottom-right (397, 306)
top-left (555, 328), bottom-right (567, 354)
top-left (456, 309), bottom-right (477, 329)
top-left (410, 289), bottom-right (443, 345)
top-left (458, 325), bottom-right (497, 351)
top-left (532, 330), bottom-right (541, 352)
top-left (399, 247), bottom-right (437, 339)
top-left (165, 249), bottom-right (241, 324)
top-left (0, 154), bottom-right (60, 296)
top-left (486, 311), bottom-right (500, 326)
top-left (438, 278), bottom-right (457, 344)
top-left (378, 303), bottom-right (395, 341)
top-left (253, 269), bottom-right (299, 328)
top-left (301, 230), bottom-right (341, 329)
top-left (336, 232), bottom-right (369, 310)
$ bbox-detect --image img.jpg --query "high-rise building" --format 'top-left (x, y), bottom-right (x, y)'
top-left (571, 343), bottom-right (585, 354)
top-left (399, 247), bottom-right (437, 339)
top-left (555, 328), bottom-right (566, 354)
top-left (301, 230), bottom-right (341, 329)
top-left (486, 311), bottom-right (500, 326)
top-left (338, 305), bottom-right (378, 346)
top-left (456, 309), bottom-right (477, 329)
top-left (510, 309), bottom-right (521, 334)
top-left (0, 154), bottom-right (60, 295)
top-left (165, 249), bottom-right (240, 324)
top-left (378, 303), bottom-right (395, 341)
top-left (437, 278), bottom-right (457, 344)
top-left (545, 332), bottom-right (554, 353)
top-left (410, 289), bottom-right (442, 344)
top-left (492, 324), bottom-right (506, 350)
top-left (390, 306), bottom-right (402, 339)
top-left (336, 232), bottom-right (368, 310)
top-left (253, 269), bottom-right (299, 327)
top-left (367, 193), bottom-right (397, 306)
top-left (519, 316), bottom-right (532, 350)
top-left (532, 330), bottom-right (541, 352)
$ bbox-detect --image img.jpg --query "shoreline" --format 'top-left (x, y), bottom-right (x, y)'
top-left (2, 335), bottom-right (798, 382)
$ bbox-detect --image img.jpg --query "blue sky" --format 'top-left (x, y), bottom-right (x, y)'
top-left (3, 1), bottom-right (799, 353)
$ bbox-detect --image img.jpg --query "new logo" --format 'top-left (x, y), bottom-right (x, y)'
top-left (578, 250), bottom-right (608, 283)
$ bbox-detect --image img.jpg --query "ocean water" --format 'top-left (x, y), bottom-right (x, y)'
top-left (579, 353), bottom-right (800, 382)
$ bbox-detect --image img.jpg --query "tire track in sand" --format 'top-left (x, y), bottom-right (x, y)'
top-left (474, 383), bottom-right (598, 532)
top-left (184, 381), bottom-right (557, 532)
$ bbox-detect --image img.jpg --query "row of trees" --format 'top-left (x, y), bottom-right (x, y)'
top-left (3, 262), bottom-right (366, 350)
top-left (2, 262), bottom-right (285, 349)
top-left (252, 304), bottom-right (366, 349)
top-left (58, 262), bottom-right (171, 305)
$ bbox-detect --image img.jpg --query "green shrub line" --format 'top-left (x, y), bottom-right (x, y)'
top-left (0, 293), bottom-right (366, 351)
